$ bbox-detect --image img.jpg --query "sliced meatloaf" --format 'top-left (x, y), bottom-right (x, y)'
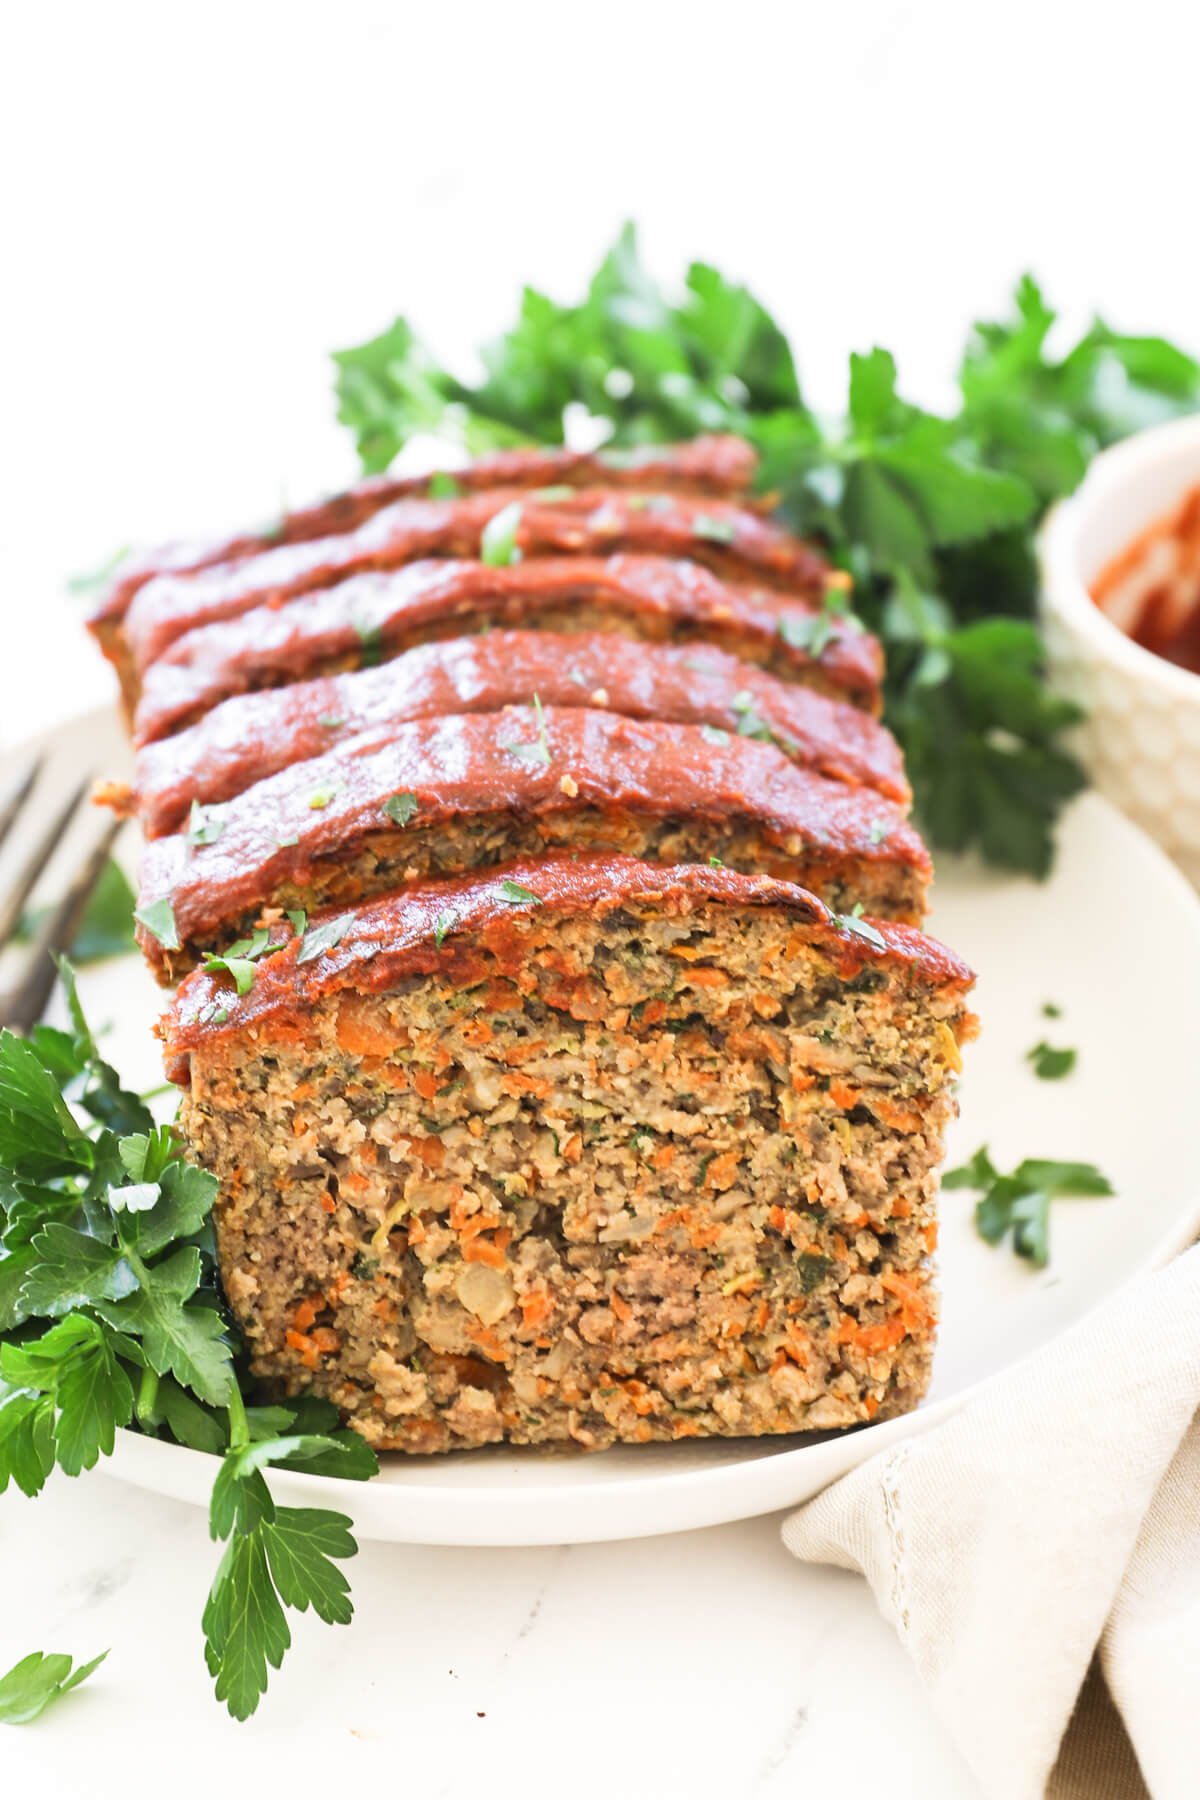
top-left (115, 489), bottom-right (833, 698)
top-left (131, 554), bottom-right (879, 743)
top-left (113, 632), bottom-right (908, 838)
top-left (134, 710), bottom-right (931, 979)
top-left (160, 855), bottom-right (976, 1453)
top-left (88, 434), bottom-right (760, 640)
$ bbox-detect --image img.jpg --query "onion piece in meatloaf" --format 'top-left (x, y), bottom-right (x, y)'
top-left (88, 435), bottom-right (761, 638)
top-left (113, 632), bottom-right (908, 839)
top-left (133, 709), bottom-right (931, 979)
top-left (160, 855), bottom-right (977, 1453)
top-left (116, 489), bottom-right (834, 696)
top-left (130, 554), bottom-right (880, 746)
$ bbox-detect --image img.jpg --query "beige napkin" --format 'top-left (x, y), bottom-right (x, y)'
top-left (782, 1246), bottom-right (1200, 1800)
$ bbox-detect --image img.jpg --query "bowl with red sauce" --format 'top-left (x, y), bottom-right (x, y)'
top-left (1040, 413), bottom-right (1200, 887)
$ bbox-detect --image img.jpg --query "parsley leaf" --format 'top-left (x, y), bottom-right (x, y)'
top-left (295, 913), bottom-right (354, 965)
top-left (133, 897), bottom-right (179, 952)
top-left (497, 880), bottom-right (541, 906)
top-left (383, 791), bottom-right (419, 827)
top-left (188, 800), bottom-right (229, 848)
top-left (1027, 1041), bottom-right (1077, 1080)
top-left (945, 1146), bottom-right (1114, 1266)
top-left (480, 500), bottom-right (524, 567)
top-left (0, 1649), bottom-right (107, 1724)
top-left (500, 694), bottom-right (552, 766)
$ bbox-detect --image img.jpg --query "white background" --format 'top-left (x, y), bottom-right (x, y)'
top-left (1, 3), bottom-right (1197, 1792)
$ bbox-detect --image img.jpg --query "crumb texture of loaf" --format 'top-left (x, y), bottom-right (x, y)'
top-left (163, 857), bottom-right (976, 1453)
top-left (131, 554), bottom-right (878, 744)
top-left (120, 490), bottom-right (832, 684)
top-left (134, 710), bottom-right (930, 976)
top-left (122, 631), bottom-right (908, 837)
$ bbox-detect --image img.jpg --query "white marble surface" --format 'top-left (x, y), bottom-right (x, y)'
top-left (1, 1474), bottom-right (976, 1797)
top-left (3, 1), bottom-right (1198, 1787)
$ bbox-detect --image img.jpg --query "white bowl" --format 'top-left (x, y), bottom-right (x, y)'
top-left (1040, 414), bottom-right (1200, 888)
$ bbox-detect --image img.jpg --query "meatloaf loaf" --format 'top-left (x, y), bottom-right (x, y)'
top-left (160, 856), bottom-right (976, 1452)
top-left (134, 710), bottom-right (930, 978)
top-left (111, 632), bottom-right (908, 838)
top-left (130, 554), bottom-right (878, 745)
top-left (88, 434), bottom-right (761, 640)
top-left (114, 489), bottom-right (834, 700)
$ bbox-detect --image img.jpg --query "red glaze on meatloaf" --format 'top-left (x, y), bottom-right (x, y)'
top-left (121, 490), bottom-right (833, 682)
top-left (132, 554), bottom-right (879, 743)
top-left (134, 709), bottom-right (931, 977)
top-left (89, 435), bottom-right (760, 632)
top-left (115, 632), bottom-right (908, 838)
top-left (161, 853), bottom-right (974, 1078)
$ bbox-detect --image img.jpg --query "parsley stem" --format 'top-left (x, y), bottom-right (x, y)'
top-left (225, 1380), bottom-right (250, 1452)
top-left (136, 1366), bottom-right (160, 1430)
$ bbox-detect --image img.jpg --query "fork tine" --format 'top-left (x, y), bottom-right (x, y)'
top-left (0, 774), bottom-right (93, 948)
top-left (0, 818), bottom-right (123, 1036)
top-left (0, 755), bottom-right (44, 854)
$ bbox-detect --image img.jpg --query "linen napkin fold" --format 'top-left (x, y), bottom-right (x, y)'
top-left (782, 1246), bottom-right (1200, 1800)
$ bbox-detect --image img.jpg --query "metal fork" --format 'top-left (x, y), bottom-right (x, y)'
top-left (0, 754), bottom-right (123, 1034)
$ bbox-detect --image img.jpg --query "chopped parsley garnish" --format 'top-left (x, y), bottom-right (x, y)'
top-left (426, 471), bottom-right (461, 498)
top-left (202, 927), bottom-right (272, 996)
top-left (317, 713), bottom-right (346, 730)
top-left (699, 724), bottom-right (729, 745)
top-left (692, 514), bottom-right (736, 544)
top-left (0, 1649), bottom-right (108, 1724)
top-left (707, 856), bottom-right (724, 867)
top-left (501, 694), bottom-right (552, 766)
top-left (1042, 1000), bottom-right (1063, 1018)
top-left (307, 786), bottom-right (337, 810)
top-left (383, 791), bottom-right (419, 827)
top-left (187, 799), bottom-right (228, 848)
top-left (532, 484), bottom-right (574, 501)
top-left (1026, 1040), bottom-right (1077, 1080)
top-left (295, 913), bottom-right (354, 964)
top-left (945, 1146), bottom-right (1114, 1266)
top-left (779, 591), bottom-right (862, 659)
top-left (433, 911), bottom-right (454, 949)
top-left (286, 909), bottom-right (307, 935)
top-left (352, 619), bottom-right (382, 666)
top-left (480, 500), bottom-right (523, 566)
top-left (133, 897), bottom-right (180, 952)
top-left (277, 834), bottom-right (299, 849)
top-left (566, 667), bottom-right (588, 686)
top-left (729, 690), bottom-right (774, 743)
top-left (868, 820), bottom-right (889, 845)
top-left (832, 906), bottom-right (887, 953)
top-left (498, 880), bottom-right (542, 906)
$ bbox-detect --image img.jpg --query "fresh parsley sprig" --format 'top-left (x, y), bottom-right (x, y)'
top-left (945, 1145), bottom-right (1113, 1266)
top-left (332, 225), bottom-right (1200, 876)
top-left (0, 964), bottom-right (379, 1720)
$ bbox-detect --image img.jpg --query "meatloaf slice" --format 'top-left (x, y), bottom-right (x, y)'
top-left (134, 710), bottom-right (931, 979)
top-left (114, 632), bottom-right (908, 839)
top-left (131, 554), bottom-right (879, 744)
top-left (88, 434), bottom-right (760, 638)
top-left (117, 489), bottom-right (833, 695)
top-left (161, 855), bottom-right (976, 1453)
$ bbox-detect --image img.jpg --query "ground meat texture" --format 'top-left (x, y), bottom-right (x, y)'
top-left (130, 555), bottom-right (879, 745)
top-left (162, 856), bottom-right (976, 1454)
top-left (112, 632), bottom-right (909, 838)
top-left (134, 710), bottom-right (931, 979)
top-left (116, 490), bottom-right (833, 695)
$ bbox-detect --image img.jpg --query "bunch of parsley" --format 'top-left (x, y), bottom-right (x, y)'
top-left (0, 963), bottom-right (378, 1720)
top-left (334, 228), bottom-right (1200, 875)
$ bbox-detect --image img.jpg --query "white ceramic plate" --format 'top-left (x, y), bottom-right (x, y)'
top-left (9, 707), bottom-right (1200, 1545)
